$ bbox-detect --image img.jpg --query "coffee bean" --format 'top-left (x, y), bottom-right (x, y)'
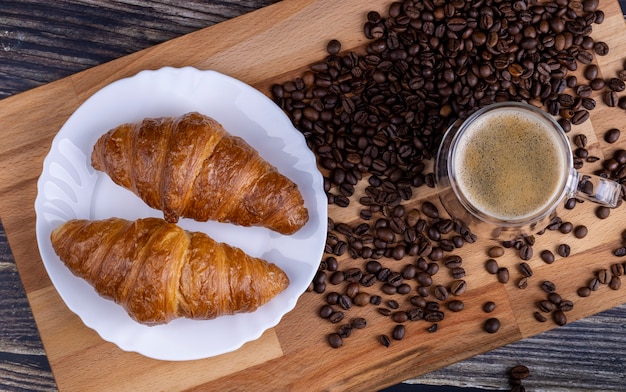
top-left (427, 324), bottom-right (438, 333)
top-left (605, 128), bottom-right (621, 144)
top-left (421, 201), bottom-right (439, 219)
top-left (510, 365), bottom-right (530, 380)
top-left (557, 243), bottom-right (571, 257)
top-left (449, 279), bottom-right (467, 296)
top-left (607, 77), bottom-right (626, 92)
top-left (519, 244), bottom-right (533, 260)
top-left (351, 317), bottom-right (367, 329)
top-left (577, 286), bottom-right (591, 297)
top-left (589, 277), bottom-right (601, 291)
top-left (541, 280), bottom-right (557, 293)
top-left (559, 300), bottom-right (574, 312)
top-left (379, 334), bottom-right (391, 347)
top-left (540, 249), bottom-right (555, 264)
top-left (484, 318), bottom-right (501, 333)
top-left (553, 310), bottom-right (567, 326)
top-left (488, 246), bottom-right (505, 258)
top-left (534, 311), bottom-right (547, 322)
top-left (392, 324), bottom-right (405, 340)
top-left (434, 285), bottom-right (449, 301)
top-left (619, 96), bottom-right (626, 110)
top-left (605, 91), bottom-right (618, 107)
top-left (573, 225), bottom-right (588, 238)
top-left (329, 311), bottom-right (344, 323)
top-left (611, 263), bottom-right (624, 276)
top-left (497, 267), bottom-right (510, 283)
top-left (326, 39), bottom-right (341, 55)
top-left (597, 269), bottom-right (611, 284)
top-left (614, 247), bottom-right (626, 257)
top-left (328, 333), bottom-right (343, 348)
top-left (538, 300), bottom-right (555, 313)
top-left (596, 206), bottom-right (610, 219)
top-left (319, 304), bottom-right (334, 319)
top-left (584, 65), bottom-right (599, 80)
top-left (447, 300), bottom-right (464, 312)
top-left (519, 262), bottom-right (533, 277)
top-left (485, 259), bottom-right (499, 274)
top-left (609, 275), bottom-right (622, 290)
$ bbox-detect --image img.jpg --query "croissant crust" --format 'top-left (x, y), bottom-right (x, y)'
top-left (50, 217), bottom-right (290, 325)
top-left (91, 112), bottom-right (309, 234)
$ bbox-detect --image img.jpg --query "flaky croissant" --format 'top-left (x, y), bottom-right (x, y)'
top-left (91, 112), bottom-right (309, 235)
top-left (50, 217), bottom-right (290, 325)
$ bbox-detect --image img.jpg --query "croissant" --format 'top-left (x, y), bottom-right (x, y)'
top-left (91, 112), bottom-right (309, 235)
top-left (50, 217), bottom-right (290, 325)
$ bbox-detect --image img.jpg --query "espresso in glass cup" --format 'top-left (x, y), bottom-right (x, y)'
top-left (435, 102), bottom-right (621, 239)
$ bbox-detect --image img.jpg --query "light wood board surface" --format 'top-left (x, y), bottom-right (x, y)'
top-left (1, 0), bottom-right (626, 391)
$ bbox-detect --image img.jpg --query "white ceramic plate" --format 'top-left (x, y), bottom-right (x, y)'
top-left (34, 67), bottom-right (327, 361)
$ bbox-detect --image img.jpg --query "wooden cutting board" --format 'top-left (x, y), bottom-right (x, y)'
top-left (1, 0), bottom-right (626, 390)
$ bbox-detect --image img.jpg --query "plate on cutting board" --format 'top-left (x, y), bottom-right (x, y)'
top-left (34, 67), bottom-right (327, 361)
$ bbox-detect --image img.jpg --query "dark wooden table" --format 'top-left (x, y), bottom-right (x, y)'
top-left (1, 1), bottom-right (626, 391)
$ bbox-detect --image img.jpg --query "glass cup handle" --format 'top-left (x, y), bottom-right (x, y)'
top-left (572, 169), bottom-right (622, 207)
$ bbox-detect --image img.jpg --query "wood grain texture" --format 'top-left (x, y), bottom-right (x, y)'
top-left (1, 1), bottom-right (626, 391)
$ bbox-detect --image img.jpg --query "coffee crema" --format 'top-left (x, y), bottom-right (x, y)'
top-left (452, 108), bottom-right (567, 221)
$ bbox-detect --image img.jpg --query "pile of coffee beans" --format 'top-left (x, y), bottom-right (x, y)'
top-left (271, 0), bottom-right (626, 350)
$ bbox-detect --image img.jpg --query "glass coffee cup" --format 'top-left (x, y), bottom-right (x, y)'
top-left (435, 101), bottom-right (621, 239)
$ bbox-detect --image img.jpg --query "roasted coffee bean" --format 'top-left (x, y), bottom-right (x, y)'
top-left (351, 317), bottom-right (367, 329)
top-left (365, 260), bottom-right (382, 274)
top-left (577, 286), bottom-right (592, 297)
top-left (538, 300), bottom-right (555, 313)
top-left (392, 324), bottom-right (406, 340)
top-left (589, 277), bottom-right (601, 291)
top-left (590, 78), bottom-right (605, 90)
top-left (434, 285), bottom-right (449, 301)
top-left (421, 201), bottom-right (439, 219)
top-left (353, 292), bottom-right (370, 306)
top-left (488, 246), bottom-right (505, 258)
top-left (447, 300), bottom-right (464, 312)
top-left (424, 311), bottom-right (445, 323)
top-left (614, 247), bottom-right (626, 257)
top-left (559, 222), bottom-right (573, 234)
top-left (540, 249), bottom-right (555, 264)
top-left (319, 304), bottom-right (334, 319)
top-left (519, 244), bottom-right (533, 260)
top-left (611, 263), bottom-right (624, 276)
top-left (584, 64), bottom-right (599, 80)
top-left (345, 282), bottom-right (359, 298)
top-left (445, 255), bottom-right (463, 269)
top-left (497, 267), bottom-right (510, 284)
top-left (619, 96), bottom-right (626, 110)
top-left (605, 128), bottom-right (621, 144)
top-left (553, 310), bottom-right (567, 326)
top-left (328, 333), bottom-right (343, 348)
top-left (450, 267), bottom-right (466, 279)
top-left (594, 41), bottom-right (609, 55)
top-left (510, 365), bottom-right (530, 380)
top-left (392, 311), bottom-right (408, 323)
top-left (379, 334), bottom-right (391, 347)
top-left (329, 271), bottom-right (345, 285)
top-left (416, 272), bottom-right (433, 287)
top-left (571, 110), bottom-right (590, 125)
top-left (329, 311), bottom-right (344, 323)
top-left (559, 300), bottom-right (574, 312)
top-left (518, 262), bottom-right (533, 277)
top-left (596, 206), bottom-right (611, 219)
top-left (597, 269), bottom-right (611, 284)
top-left (485, 259), bottom-right (499, 274)
top-left (541, 280), bottom-right (557, 293)
top-left (609, 275), bottom-right (622, 290)
top-left (607, 77), bottom-right (626, 92)
top-left (517, 277), bottom-right (529, 289)
top-left (484, 318), bottom-right (501, 333)
top-left (534, 311), bottom-right (548, 322)
top-left (337, 324), bottom-right (353, 339)
top-left (326, 39), bottom-right (341, 55)
top-left (548, 292), bottom-right (562, 305)
top-left (370, 295), bottom-right (382, 305)
top-left (605, 91), bottom-right (618, 107)
top-left (573, 225), bottom-right (588, 238)
top-left (557, 243), bottom-right (571, 257)
top-left (449, 279), bottom-right (467, 296)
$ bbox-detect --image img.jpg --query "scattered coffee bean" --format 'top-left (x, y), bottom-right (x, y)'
top-left (517, 277), bottom-right (529, 289)
top-left (379, 334), bottom-right (391, 348)
top-left (392, 324), bottom-right (405, 340)
top-left (573, 225), bottom-right (588, 238)
top-left (540, 250), bottom-right (555, 264)
top-left (484, 318), bottom-right (501, 333)
top-left (609, 275), bottom-right (622, 290)
top-left (596, 206), bottom-right (611, 219)
top-left (488, 246), bottom-right (505, 258)
top-left (611, 263), bottom-right (624, 276)
top-left (534, 311), bottom-right (547, 322)
top-left (553, 310), bottom-right (568, 326)
top-left (577, 286), bottom-right (592, 297)
top-left (351, 317), bottom-right (367, 329)
top-left (447, 300), bottom-right (464, 312)
top-left (519, 244), bottom-right (533, 261)
top-left (427, 324), bottom-right (438, 333)
top-left (589, 277), bottom-right (601, 291)
top-left (557, 243), bottom-right (571, 257)
top-left (597, 269), bottom-right (611, 284)
top-left (510, 365), bottom-right (530, 380)
top-left (479, 302), bottom-right (494, 314)
top-left (538, 300), bottom-right (555, 313)
top-left (449, 280), bottom-right (467, 296)
top-left (497, 267), bottom-right (510, 284)
top-left (541, 280), bottom-right (557, 293)
top-left (559, 300), bottom-right (574, 312)
top-left (518, 262), bottom-right (533, 277)
top-left (605, 128), bottom-right (621, 144)
top-left (614, 247), bottom-right (626, 257)
top-left (548, 292), bottom-right (562, 305)
top-left (328, 333), bottom-right (343, 348)
top-left (485, 259), bottom-right (499, 274)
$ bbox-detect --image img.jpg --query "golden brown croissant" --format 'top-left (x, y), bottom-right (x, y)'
top-left (91, 112), bottom-right (309, 235)
top-left (50, 217), bottom-right (290, 325)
